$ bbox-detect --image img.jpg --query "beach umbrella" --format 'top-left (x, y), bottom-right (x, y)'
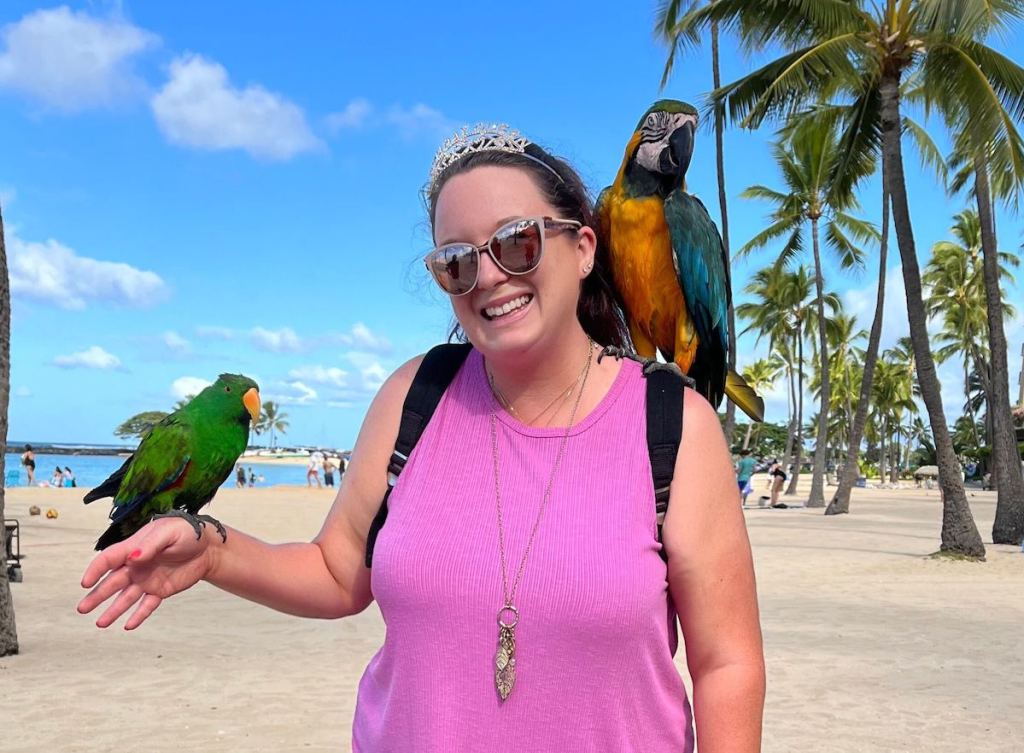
top-left (913, 465), bottom-right (939, 478)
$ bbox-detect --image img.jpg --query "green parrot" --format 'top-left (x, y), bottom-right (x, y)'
top-left (84, 373), bottom-right (261, 550)
top-left (596, 99), bottom-right (764, 421)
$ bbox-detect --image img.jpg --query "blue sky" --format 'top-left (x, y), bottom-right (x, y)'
top-left (2, 2), bottom-right (1022, 448)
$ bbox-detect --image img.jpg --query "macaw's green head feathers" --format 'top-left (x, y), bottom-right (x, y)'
top-left (624, 100), bottom-right (698, 196)
top-left (188, 373), bottom-right (261, 425)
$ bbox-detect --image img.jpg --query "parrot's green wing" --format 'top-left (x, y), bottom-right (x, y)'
top-left (107, 414), bottom-right (193, 527)
top-left (665, 189), bottom-right (730, 400)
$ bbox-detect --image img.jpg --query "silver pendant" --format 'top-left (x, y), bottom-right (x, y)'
top-left (495, 605), bottom-right (519, 700)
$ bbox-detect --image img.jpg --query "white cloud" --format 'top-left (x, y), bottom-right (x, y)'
top-left (385, 103), bottom-right (453, 140)
top-left (151, 53), bottom-right (321, 160)
top-left (325, 97), bottom-right (372, 131)
top-left (346, 352), bottom-right (388, 392)
top-left (0, 6), bottom-right (157, 111)
top-left (9, 230), bottom-right (167, 309)
top-left (841, 264), bottom-right (913, 351)
top-left (324, 99), bottom-right (453, 141)
top-left (163, 330), bottom-right (190, 354)
top-left (338, 322), bottom-right (391, 353)
top-left (170, 376), bottom-right (211, 400)
top-left (0, 185), bottom-right (15, 206)
top-left (14, 386), bottom-right (31, 398)
top-left (195, 324), bottom-right (234, 340)
top-left (251, 326), bottom-right (303, 353)
top-left (54, 345), bottom-right (121, 370)
top-left (269, 380), bottom-right (317, 405)
top-left (288, 365), bottom-right (349, 389)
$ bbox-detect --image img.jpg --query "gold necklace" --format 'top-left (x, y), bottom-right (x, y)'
top-left (488, 339), bottom-right (593, 701)
top-left (487, 340), bottom-right (592, 427)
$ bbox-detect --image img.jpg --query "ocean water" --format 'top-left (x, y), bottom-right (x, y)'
top-left (3, 453), bottom-right (322, 490)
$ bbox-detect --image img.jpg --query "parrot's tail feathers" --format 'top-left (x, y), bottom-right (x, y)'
top-left (94, 523), bottom-right (126, 551)
top-left (725, 370), bottom-right (765, 423)
top-left (83, 454), bottom-right (134, 505)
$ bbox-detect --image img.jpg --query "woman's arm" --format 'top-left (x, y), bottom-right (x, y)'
top-left (79, 354), bottom-right (425, 629)
top-left (662, 389), bottom-right (766, 753)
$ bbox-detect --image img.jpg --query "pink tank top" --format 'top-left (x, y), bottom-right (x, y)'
top-left (353, 349), bottom-right (694, 752)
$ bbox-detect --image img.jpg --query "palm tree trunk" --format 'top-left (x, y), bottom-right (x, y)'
top-left (974, 153), bottom-right (1024, 545)
top-left (880, 72), bottom-right (984, 558)
top-left (964, 360), bottom-right (982, 449)
top-left (890, 425), bottom-right (900, 483)
top-left (786, 324), bottom-right (805, 495)
top-left (782, 353), bottom-right (797, 467)
top-left (828, 181), bottom-right (889, 515)
top-left (0, 201), bottom-right (19, 655)
top-left (742, 422), bottom-right (753, 450)
top-left (807, 216), bottom-right (830, 507)
top-left (711, 20), bottom-right (738, 446)
top-left (879, 415), bottom-right (888, 485)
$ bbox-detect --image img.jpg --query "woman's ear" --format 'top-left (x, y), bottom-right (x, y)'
top-left (577, 225), bottom-right (597, 278)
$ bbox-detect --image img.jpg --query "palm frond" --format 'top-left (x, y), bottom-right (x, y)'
top-left (902, 116), bottom-right (948, 181)
top-left (824, 220), bottom-right (867, 269)
top-left (736, 214), bottom-right (802, 259)
top-left (708, 35), bottom-right (864, 129)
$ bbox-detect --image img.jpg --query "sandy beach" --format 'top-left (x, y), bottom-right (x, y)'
top-left (1, 476), bottom-right (1021, 752)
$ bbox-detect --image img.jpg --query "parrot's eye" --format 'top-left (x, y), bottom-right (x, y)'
top-left (225, 386), bottom-right (232, 393)
top-left (642, 113), bottom-right (669, 140)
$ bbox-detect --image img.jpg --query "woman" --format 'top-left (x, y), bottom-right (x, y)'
top-left (78, 125), bottom-right (764, 751)
top-left (20, 444), bottom-right (35, 485)
top-left (769, 461), bottom-right (787, 507)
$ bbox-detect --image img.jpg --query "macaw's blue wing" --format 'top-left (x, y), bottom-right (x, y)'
top-left (664, 189), bottom-right (730, 404)
top-left (665, 189), bottom-right (764, 421)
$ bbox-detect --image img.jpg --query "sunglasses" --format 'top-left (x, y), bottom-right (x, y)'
top-left (424, 216), bottom-right (583, 296)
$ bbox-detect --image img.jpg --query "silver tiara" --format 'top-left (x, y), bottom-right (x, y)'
top-left (428, 123), bottom-right (561, 188)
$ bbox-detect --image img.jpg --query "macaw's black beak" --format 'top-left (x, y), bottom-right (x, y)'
top-left (665, 120), bottom-right (694, 178)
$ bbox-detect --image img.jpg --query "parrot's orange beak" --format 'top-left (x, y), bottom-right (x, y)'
top-left (243, 388), bottom-right (261, 425)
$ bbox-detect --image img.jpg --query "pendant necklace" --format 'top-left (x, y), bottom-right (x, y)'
top-left (487, 338), bottom-right (593, 701)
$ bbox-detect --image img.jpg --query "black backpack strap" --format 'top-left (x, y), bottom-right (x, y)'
top-left (645, 368), bottom-right (685, 563)
top-left (365, 342), bottom-right (472, 567)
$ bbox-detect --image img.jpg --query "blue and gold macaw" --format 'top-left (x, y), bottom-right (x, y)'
top-left (596, 99), bottom-right (763, 421)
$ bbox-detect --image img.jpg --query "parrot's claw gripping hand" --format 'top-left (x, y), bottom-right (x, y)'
top-left (196, 514), bottom-right (228, 543)
top-left (151, 510), bottom-right (227, 543)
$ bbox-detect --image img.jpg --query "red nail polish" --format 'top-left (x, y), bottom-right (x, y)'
top-left (129, 549), bottom-right (142, 559)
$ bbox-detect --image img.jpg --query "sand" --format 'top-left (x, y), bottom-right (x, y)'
top-left (1, 476), bottom-right (1021, 752)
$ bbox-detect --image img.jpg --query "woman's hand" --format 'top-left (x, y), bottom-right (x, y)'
top-left (77, 517), bottom-right (219, 630)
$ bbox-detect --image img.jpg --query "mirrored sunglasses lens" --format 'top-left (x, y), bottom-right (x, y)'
top-left (429, 245), bottom-right (478, 294)
top-left (491, 219), bottom-right (542, 274)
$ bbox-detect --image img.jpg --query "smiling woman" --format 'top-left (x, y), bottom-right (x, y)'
top-left (77, 123), bottom-right (764, 753)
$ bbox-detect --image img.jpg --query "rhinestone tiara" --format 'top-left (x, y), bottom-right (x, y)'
top-left (428, 123), bottom-right (560, 189)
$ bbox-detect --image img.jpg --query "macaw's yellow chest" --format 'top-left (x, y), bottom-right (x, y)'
top-left (605, 195), bottom-right (692, 360)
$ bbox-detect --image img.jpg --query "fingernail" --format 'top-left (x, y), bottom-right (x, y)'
top-left (129, 549), bottom-right (142, 559)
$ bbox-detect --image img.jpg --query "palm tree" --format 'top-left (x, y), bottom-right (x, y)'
top-left (657, 0), bottom-right (739, 443)
top-left (925, 210), bottom-right (1018, 452)
top-left (0, 201), bottom-right (18, 655)
top-left (811, 310), bottom-right (867, 466)
top-left (678, 0), bottom-right (1016, 558)
top-left (738, 120), bottom-right (877, 507)
top-left (737, 265), bottom-right (833, 495)
top-left (739, 356), bottom-right (785, 450)
top-left (256, 401), bottom-right (290, 449)
top-left (949, 135), bottom-right (1024, 544)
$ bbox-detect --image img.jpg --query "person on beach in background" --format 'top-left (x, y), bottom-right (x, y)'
top-left (248, 468), bottom-right (255, 488)
top-left (78, 124), bottom-right (764, 752)
top-left (323, 457), bottom-right (335, 488)
top-left (51, 466), bottom-right (64, 488)
top-left (769, 461), bottom-right (787, 507)
top-left (306, 454), bottom-right (322, 489)
top-left (735, 449), bottom-right (757, 507)
top-left (235, 464), bottom-right (246, 488)
top-left (64, 467), bottom-right (76, 488)
top-left (20, 444), bottom-right (35, 485)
